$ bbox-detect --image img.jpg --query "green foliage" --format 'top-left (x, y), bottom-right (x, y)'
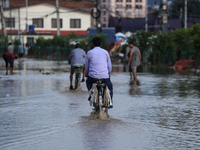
top-left (0, 36), bottom-right (8, 44)
top-left (121, 43), bottom-right (128, 54)
top-left (35, 37), bottom-right (45, 47)
top-left (13, 38), bottom-right (21, 46)
top-left (34, 32), bottom-right (108, 53)
top-left (127, 30), bottom-right (152, 51)
top-left (127, 34), bottom-right (137, 44)
top-left (190, 24), bottom-right (200, 52)
top-left (135, 30), bottom-right (152, 50)
top-left (172, 28), bottom-right (192, 52)
top-left (151, 32), bottom-right (176, 54)
top-left (84, 33), bottom-right (109, 50)
top-left (35, 32), bottom-right (78, 48)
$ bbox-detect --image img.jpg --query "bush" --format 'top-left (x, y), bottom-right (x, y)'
top-left (190, 24), bottom-right (200, 53)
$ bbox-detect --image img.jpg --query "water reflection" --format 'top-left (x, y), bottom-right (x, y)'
top-left (80, 118), bottom-right (112, 150)
top-left (129, 80), bottom-right (141, 96)
top-left (18, 61), bottom-right (24, 70)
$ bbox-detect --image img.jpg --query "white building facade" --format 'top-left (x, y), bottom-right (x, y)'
top-left (1, 3), bottom-right (91, 44)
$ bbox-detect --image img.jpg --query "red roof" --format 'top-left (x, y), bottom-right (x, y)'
top-left (4, 0), bottom-right (94, 13)
top-left (4, 1), bottom-right (93, 13)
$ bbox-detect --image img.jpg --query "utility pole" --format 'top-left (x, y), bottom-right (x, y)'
top-left (56, 0), bottom-right (60, 35)
top-left (145, 0), bottom-right (148, 31)
top-left (10, 8), bottom-right (12, 43)
top-left (0, 0), bottom-right (7, 36)
top-left (184, 0), bottom-right (187, 29)
top-left (18, 7), bottom-right (20, 38)
top-left (180, 3), bottom-right (183, 28)
top-left (25, 0), bottom-right (29, 32)
top-left (96, 0), bottom-right (101, 33)
top-left (162, 0), bottom-right (168, 33)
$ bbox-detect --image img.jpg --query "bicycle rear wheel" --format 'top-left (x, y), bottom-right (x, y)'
top-left (75, 74), bottom-right (80, 89)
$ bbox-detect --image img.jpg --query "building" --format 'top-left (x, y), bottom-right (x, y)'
top-left (5, 0), bottom-right (94, 10)
top-left (0, 2), bottom-right (92, 44)
top-left (101, 0), bottom-right (146, 27)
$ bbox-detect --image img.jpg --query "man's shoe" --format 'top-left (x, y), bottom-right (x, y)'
top-left (81, 79), bottom-right (85, 82)
top-left (70, 85), bottom-right (73, 90)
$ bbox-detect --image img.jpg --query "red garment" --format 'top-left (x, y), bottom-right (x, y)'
top-left (5, 52), bottom-right (14, 63)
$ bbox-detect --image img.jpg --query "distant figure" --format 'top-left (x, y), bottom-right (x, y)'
top-left (8, 43), bottom-right (14, 54)
top-left (127, 43), bottom-right (137, 79)
top-left (18, 43), bottom-right (24, 61)
top-left (25, 43), bottom-right (29, 56)
top-left (128, 42), bottom-right (141, 81)
top-left (2, 52), bottom-right (14, 75)
top-left (68, 43), bottom-right (86, 90)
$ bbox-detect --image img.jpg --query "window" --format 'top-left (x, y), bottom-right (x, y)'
top-left (126, 11), bottom-right (132, 16)
top-left (116, 4), bottom-right (123, 9)
top-left (135, 5), bottom-right (142, 9)
top-left (33, 18), bottom-right (43, 28)
top-left (116, 0), bottom-right (123, 2)
top-left (103, 17), bottom-right (106, 21)
top-left (51, 19), bottom-right (63, 28)
top-left (5, 18), bottom-right (15, 28)
top-left (135, 10), bottom-right (143, 17)
top-left (126, 5), bottom-right (132, 9)
top-left (70, 19), bottom-right (81, 28)
top-left (103, 5), bottom-right (106, 9)
top-left (116, 11), bottom-right (123, 16)
top-left (136, 0), bottom-right (142, 2)
top-left (126, 0), bottom-right (131, 2)
top-left (103, 11), bottom-right (107, 15)
top-left (103, 0), bottom-right (106, 2)
top-left (102, 24), bottom-right (106, 27)
top-left (27, 37), bottom-right (34, 46)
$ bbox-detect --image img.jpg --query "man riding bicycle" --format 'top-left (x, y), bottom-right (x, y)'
top-left (85, 37), bottom-right (113, 117)
top-left (68, 43), bottom-right (86, 90)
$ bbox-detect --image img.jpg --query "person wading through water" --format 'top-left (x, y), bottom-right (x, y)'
top-left (128, 42), bottom-right (141, 81)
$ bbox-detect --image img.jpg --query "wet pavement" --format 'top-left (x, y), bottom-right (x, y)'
top-left (0, 58), bottom-right (200, 150)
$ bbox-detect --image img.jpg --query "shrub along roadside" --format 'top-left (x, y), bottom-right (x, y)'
top-left (126, 24), bottom-right (200, 66)
top-left (27, 32), bottom-right (109, 60)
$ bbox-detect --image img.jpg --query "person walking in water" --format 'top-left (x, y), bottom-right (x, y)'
top-left (85, 37), bottom-right (113, 117)
top-left (128, 42), bottom-right (141, 81)
top-left (8, 43), bottom-right (14, 54)
top-left (24, 43), bottom-right (29, 56)
top-left (68, 43), bottom-right (86, 90)
top-left (2, 51), bottom-right (15, 75)
top-left (18, 42), bottom-right (24, 61)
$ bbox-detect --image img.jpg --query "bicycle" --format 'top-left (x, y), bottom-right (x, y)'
top-left (73, 64), bottom-right (84, 90)
top-left (88, 79), bottom-right (112, 118)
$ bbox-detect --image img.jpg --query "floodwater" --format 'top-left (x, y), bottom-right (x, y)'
top-left (0, 58), bottom-right (200, 150)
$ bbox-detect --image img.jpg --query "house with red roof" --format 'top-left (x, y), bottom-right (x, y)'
top-left (1, 1), bottom-right (94, 44)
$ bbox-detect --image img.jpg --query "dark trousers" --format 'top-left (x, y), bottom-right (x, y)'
top-left (86, 76), bottom-right (113, 108)
top-left (2, 54), bottom-right (13, 68)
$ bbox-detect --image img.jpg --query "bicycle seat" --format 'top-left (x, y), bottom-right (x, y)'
top-left (93, 79), bottom-right (106, 88)
top-left (93, 79), bottom-right (105, 83)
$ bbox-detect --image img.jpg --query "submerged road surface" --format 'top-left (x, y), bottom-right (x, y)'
top-left (0, 59), bottom-right (200, 150)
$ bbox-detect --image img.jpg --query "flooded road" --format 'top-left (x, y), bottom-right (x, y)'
top-left (0, 59), bottom-right (200, 150)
